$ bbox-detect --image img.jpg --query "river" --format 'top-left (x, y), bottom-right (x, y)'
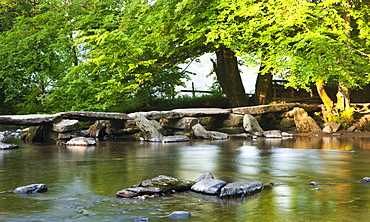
top-left (1, 136), bottom-right (370, 221)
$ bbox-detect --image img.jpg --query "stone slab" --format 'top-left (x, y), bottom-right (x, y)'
top-left (171, 108), bottom-right (230, 117)
top-left (232, 103), bottom-right (320, 115)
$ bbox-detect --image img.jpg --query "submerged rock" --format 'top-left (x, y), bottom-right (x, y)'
top-left (309, 181), bottom-right (322, 186)
top-left (14, 184), bottom-right (48, 194)
top-left (134, 218), bottom-right (149, 222)
top-left (167, 211), bottom-right (191, 218)
top-left (191, 178), bottom-right (227, 195)
top-left (116, 187), bottom-right (162, 198)
top-left (220, 180), bottom-right (264, 198)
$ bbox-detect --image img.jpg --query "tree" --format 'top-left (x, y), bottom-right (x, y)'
top-left (279, 0), bottom-right (370, 121)
top-left (44, 0), bottom-right (191, 112)
top-left (0, 0), bottom-right (79, 114)
top-left (123, 0), bottom-right (251, 107)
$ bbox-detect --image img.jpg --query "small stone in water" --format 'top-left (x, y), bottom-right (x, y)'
top-left (134, 218), bottom-right (149, 222)
top-left (167, 211), bottom-right (191, 218)
top-left (361, 177), bottom-right (370, 183)
top-left (14, 184), bottom-right (48, 194)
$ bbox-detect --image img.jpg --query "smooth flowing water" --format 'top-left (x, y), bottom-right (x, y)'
top-left (1, 136), bottom-right (370, 221)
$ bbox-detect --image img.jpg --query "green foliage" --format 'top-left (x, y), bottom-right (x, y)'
top-left (1, 0), bottom-right (370, 114)
top-left (142, 94), bottom-right (230, 112)
top-left (326, 107), bottom-right (355, 128)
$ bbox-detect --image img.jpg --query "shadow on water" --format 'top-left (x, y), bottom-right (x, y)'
top-left (1, 136), bottom-right (370, 221)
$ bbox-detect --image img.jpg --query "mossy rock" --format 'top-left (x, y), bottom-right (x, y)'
top-left (140, 175), bottom-right (196, 192)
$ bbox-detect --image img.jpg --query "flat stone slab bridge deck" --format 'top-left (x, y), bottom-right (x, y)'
top-left (0, 103), bottom-right (320, 126)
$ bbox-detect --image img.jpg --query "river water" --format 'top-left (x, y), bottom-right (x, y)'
top-left (1, 136), bottom-right (370, 221)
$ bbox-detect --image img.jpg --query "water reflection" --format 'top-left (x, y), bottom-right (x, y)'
top-left (1, 136), bottom-right (370, 221)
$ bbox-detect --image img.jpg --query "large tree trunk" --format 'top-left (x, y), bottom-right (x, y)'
top-left (316, 78), bottom-right (334, 122)
top-left (212, 46), bottom-right (248, 107)
top-left (254, 62), bottom-right (273, 105)
top-left (336, 4), bottom-right (351, 111)
top-left (254, 73), bottom-right (272, 105)
top-left (254, 58), bottom-right (273, 105)
top-left (336, 82), bottom-right (351, 110)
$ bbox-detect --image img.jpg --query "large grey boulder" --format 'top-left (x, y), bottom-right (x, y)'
top-left (14, 184), bottom-right (48, 194)
top-left (134, 113), bottom-right (163, 142)
top-left (220, 180), bottom-right (264, 198)
top-left (293, 107), bottom-right (321, 133)
top-left (243, 114), bottom-right (264, 136)
top-left (162, 117), bottom-right (199, 130)
top-left (191, 178), bottom-right (227, 195)
top-left (52, 119), bottom-right (80, 133)
top-left (192, 124), bottom-right (228, 140)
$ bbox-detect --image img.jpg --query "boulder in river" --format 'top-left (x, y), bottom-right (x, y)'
top-left (0, 142), bottom-right (19, 150)
top-left (361, 177), bottom-right (370, 183)
top-left (66, 137), bottom-right (96, 146)
top-left (134, 113), bottom-right (163, 142)
top-left (116, 187), bottom-right (162, 198)
top-left (243, 114), bottom-right (264, 136)
top-left (192, 124), bottom-right (228, 140)
top-left (139, 175), bottom-right (195, 192)
top-left (219, 180), bottom-right (264, 198)
top-left (293, 107), bottom-right (321, 133)
top-left (263, 130), bottom-right (283, 138)
top-left (162, 135), bottom-right (190, 143)
top-left (191, 178), bottom-right (227, 195)
top-left (116, 175), bottom-right (195, 198)
top-left (167, 211), bottom-right (191, 218)
top-left (14, 184), bottom-right (48, 194)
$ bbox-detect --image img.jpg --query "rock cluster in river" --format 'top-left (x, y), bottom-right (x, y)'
top-left (0, 103), bottom-right (335, 144)
top-left (116, 173), bottom-right (264, 199)
top-left (0, 130), bottom-right (21, 149)
top-left (55, 104), bottom-right (320, 144)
